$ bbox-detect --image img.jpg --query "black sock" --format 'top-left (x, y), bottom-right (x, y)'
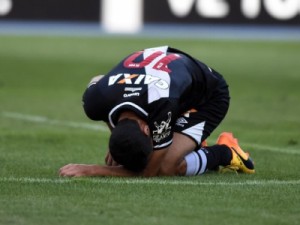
top-left (202, 145), bottom-right (232, 170)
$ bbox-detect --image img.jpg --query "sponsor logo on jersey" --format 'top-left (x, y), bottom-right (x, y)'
top-left (123, 92), bottom-right (140, 98)
top-left (123, 87), bottom-right (142, 98)
top-left (153, 112), bottom-right (172, 142)
top-left (108, 73), bottom-right (169, 89)
top-left (124, 87), bottom-right (142, 92)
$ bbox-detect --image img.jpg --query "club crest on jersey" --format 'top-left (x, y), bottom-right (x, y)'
top-left (108, 73), bottom-right (169, 89)
top-left (153, 112), bottom-right (172, 142)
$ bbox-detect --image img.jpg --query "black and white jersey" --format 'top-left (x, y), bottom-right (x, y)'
top-left (83, 46), bottom-right (227, 150)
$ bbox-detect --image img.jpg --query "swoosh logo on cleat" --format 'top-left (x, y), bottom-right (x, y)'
top-left (231, 147), bottom-right (255, 170)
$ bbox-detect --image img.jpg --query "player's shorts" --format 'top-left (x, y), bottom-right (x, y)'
top-left (173, 75), bottom-right (230, 149)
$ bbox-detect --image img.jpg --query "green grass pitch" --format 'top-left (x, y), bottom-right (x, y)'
top-left (0, 35), bottom-right (299, 225)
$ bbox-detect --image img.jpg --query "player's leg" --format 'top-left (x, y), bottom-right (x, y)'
top-left (179, 132), bottom-right (255, 175)
top-left (173, 118), bottom-right (255, 176)
top-left (160, 79), bottom-right (231, 176)
top-left (159, 105), bottom-right (230, 176)
top-left (159, 132), bottom-right (197, 176)
top-left (160, 132), bottom-right (232, 176)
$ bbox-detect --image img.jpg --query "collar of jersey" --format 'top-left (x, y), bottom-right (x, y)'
top-left (108, 102), bottom-right (148, 128)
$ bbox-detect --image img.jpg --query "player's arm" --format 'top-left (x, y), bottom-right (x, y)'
top-left (59, 164), bottom-right (139, 177)
top-left (59, 150), bottom-right (186, 177)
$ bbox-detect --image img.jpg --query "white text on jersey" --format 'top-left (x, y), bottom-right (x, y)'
top-left (108, 73), bottom-right (169, 89)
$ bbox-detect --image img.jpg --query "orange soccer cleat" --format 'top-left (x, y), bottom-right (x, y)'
top-left (217, 132), bottom-right (255, 174)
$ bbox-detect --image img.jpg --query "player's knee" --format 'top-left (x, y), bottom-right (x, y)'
top-left (159, 162), bottom-right (177, 176)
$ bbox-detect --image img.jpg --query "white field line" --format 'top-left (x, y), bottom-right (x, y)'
top-left (2, 111), bottom-right (109, 132)
top-left (2, 111), bottom-right (299, 155)
top-left (0, 177), bottom-right (300, 186)
top-left (242, 143), bottom-right (300, 155)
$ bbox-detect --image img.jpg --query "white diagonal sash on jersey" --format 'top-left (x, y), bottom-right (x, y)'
top-left (143, 47), bottom-right (171, 104)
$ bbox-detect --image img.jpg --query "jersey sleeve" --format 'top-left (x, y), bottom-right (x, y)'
top-left (148, 99), bottom-right (179, 150)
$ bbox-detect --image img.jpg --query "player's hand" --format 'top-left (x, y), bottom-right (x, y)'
top-left (105, 151), bottom-right (119, 166)
top-left (59, 164), bottom-right (98, 177)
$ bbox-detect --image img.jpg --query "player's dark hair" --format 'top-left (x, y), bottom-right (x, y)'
top-left (109, 119), bottom-right (152, 172)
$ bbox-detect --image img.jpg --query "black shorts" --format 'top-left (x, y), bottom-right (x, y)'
top-left (174, 78), bottom-right (230, 149)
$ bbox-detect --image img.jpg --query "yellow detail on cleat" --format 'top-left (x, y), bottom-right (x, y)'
top-left (219, 166), bottom-right (239, 174)
top-left (217, 132), bottom-right (255, 174)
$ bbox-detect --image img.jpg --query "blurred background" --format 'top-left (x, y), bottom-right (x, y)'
top-left (0, 0), bottom-right (299, 39)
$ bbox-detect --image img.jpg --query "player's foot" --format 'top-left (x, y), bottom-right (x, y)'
top-left (217, 132), bottom-right (255, 174)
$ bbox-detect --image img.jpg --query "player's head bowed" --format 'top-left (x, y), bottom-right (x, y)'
top-left (109, 119), bottom-right (152, 172)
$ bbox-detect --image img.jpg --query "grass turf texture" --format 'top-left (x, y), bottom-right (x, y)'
top-left (0, 35), bottom-right (299, 225)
